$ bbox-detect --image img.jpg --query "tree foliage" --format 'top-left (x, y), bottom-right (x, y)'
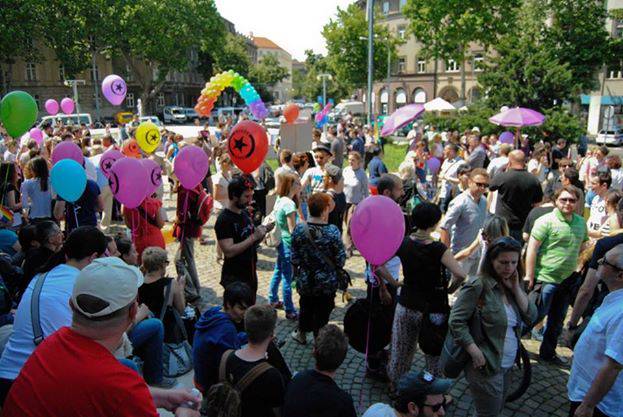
top-left (213, 33), bottom-right (252, 77)
top-left (290, 50), bottom-right (350, 102)
top-left (322, 4), bottom-right (399, 90)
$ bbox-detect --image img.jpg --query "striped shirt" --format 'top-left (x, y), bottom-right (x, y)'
top-left (532, 208), bottom-right (588, 284)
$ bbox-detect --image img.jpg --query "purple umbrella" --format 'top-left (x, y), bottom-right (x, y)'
top-left (381, 104), bottom-right (425, 137)
top-left (489, 107), bottom-right (545, 127)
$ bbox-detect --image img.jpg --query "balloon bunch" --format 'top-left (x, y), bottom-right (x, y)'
top-left (195, 70), bottom-right (269, 120)
top-left (43, 98), bottom-right (75, 116)
top-left (314, 103), bottom-right (332, 128)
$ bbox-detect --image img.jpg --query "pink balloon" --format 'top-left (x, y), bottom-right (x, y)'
top-left (99, 149), bottom-right (124, 179)
top-left (29, 128), bottom-right (43, 146)
top-left (60, 97), bottom-right (75, 114)
top-left (173, 145), bottom-right (209, 189)
top-left (350, 196), bottom-right (405, 265)
top-left (499, 131), bottom-right (515, 145)
top-left (139, 158), bottom-right (162, 197)
top-left (44, 99), bottom-right (59, 115)
top-left (51, 141), bottom-right (84, 166)
top-left (101, 74), bottom-right (127, 106)
top-left (427, 157), bottom-right (441, 174)
top-left (109, 158), bottom-right (150, 209)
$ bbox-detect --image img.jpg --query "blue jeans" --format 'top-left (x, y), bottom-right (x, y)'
top-left (128, 318), bottom-right (164, 384)
top-left (301, 201), bottom-right (309, 220)
top-left (536, 282), bottom-right (572, 359)
top-left (268, 242), bottom-right (296, 314)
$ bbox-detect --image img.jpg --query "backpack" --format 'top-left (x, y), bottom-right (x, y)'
top-left (262, 209), bottom-right (281, 247)
top-left (191, 187), bottom-right (213, 226)
top-left (206, 350), bottom-right (272, 417)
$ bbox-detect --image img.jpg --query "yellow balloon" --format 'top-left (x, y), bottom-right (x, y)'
top-left (136, 121), bottom-right (161, 154)
top-left (221, 72), bottom-right (234, 86)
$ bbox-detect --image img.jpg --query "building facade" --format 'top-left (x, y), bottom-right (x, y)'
top-left (251, 36), bottom-right (293, 104)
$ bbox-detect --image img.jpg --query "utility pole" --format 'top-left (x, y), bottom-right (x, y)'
top-left (366, 0), bottom-right (375, 127)
top-left (91, 50), bottom-right (101, 122)
top-left (64, 79), bottom-right (86, 114)
top-left (385, 38), bottom-right (391, 115)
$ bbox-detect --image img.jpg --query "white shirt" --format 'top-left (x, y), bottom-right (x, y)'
top-left (501, 302), bottom-right (519, 369)
top-left (568, 289), bottom-right (623, 417)
top-left (302, 166), bottom-right (326, 194)
top-left (3, 151), bottom-right (16, 163)
top-left (611, 168), bottom-right (623, 191)
top-left (588, 194), bottom-right (608, 233)
top-left (362, 403), bottom-right (395, 417)
top-left (212, 171), bottom-right (231, 210)
top-left (0, 264), bottom-right (80, 380)
top-left (487, 156), bottom-right (509, 180)
top-left (439, 157), bottom-right (463, 199)
top-left (527, 159), bottom-right (547, 183)
top-left (83, 155), bottom-right (98, 182)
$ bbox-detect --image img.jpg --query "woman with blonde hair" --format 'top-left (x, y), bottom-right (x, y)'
top-left (268, 172), bottom-right (301, 319)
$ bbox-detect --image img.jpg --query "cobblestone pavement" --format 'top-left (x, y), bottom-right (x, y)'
top-left (157, 206), bottom-right (572, 417)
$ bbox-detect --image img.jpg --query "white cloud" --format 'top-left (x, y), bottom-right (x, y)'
top-left (215, 0), bottom-right (356, 61)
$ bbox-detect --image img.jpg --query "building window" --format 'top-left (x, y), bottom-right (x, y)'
top-left (380, 88), bottom-right (389, 115)
top-left (125, 64), bottom-right (134, 82)
top-left (400, 0), bottom-right (407, 10)
top-left (397, 26), bottom-right (406, 39)
top-left (417, 58), bottom-right (426, 73)
top-left (608, 69), bottom-right (623, 79)
top-left (126, 93), bottom-right (135, 108)
top-left (382, 1), bottom-right (390, 15)
top-left (58, 65), bottom-right (65, 81)
top-left (398, 57), bottom-right (406, 74)
top-left (473, 54), bottom-right (485, 72)
top-left (446, 59), bottom-right (460, 73)
top-left (616, 19), bottom-right (623, 38)
top-left (25, 62), bottom-right (37, 81)
top-left (157, 93), bottom-right (165, 108)
top-left (413, 88), bottom-right (426, 103)
top-left (90, 65), bottom-right (99, 82)
top-left (395, 88), bottom-right (407, 107)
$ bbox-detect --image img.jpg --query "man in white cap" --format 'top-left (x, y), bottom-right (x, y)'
top-left (2, 257), bottom-right (201, 417)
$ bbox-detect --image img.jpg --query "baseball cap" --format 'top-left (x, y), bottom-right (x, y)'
top-left (471, 126), bottom-right (481, 133)
top-left (313, 142), bottom-right (333, 156)
top-left (71, 257), bottom-right (143, 319)
top-left (397, 371), bottom-right (453, 401)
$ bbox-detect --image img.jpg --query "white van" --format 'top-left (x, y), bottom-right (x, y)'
top-left (163, 106), bottom-right (187, 124)
top-left (38, 113), bottom-right (93, 128)
top-left (333, 101), bottom-right (364, 116)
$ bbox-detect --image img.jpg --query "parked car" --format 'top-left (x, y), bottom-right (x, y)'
top-left (596, 128), bottom-right (623, 146)
top-left (38, 113), bottom-right (93, 129)
top-left (114, 111), bottom-right (134, 125)
top-left (139, 116), bottom-right (162, 126)
top-left (163, 106), bottom-right (187, 124)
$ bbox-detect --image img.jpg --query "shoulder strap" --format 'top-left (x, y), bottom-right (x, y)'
top-left (31, 272), bottom-right (49, 346)
top-left (235, 362), bottom-right (273, 393)
top-left (136, 205), bottom-right (159, 228)
top-left (302, 224), bottom-right (336, 271)
top-left (159, 280), bottom-right (173, 320)
top-left (218, 349), bottom-right (235, 382)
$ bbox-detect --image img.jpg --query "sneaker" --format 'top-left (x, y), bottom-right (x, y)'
top-left (271, 301), bottom-right (284, 310)
top-left (531, 328), bottom-right (543, 341)
top-left (286, 311), bottom-right (299, 321)
top-left (151, 376), bottom-right (177, 389)
top-left (540, 354), bottom-right (569, 366)
top-left (291, 329), bottom-right (307, 345)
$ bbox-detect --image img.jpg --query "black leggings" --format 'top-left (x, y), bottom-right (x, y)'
top-left (569, 402), bottom-right (610, 417)
top-left (298, 293), bottom-right (335, 336)
top-left (0, 377), bottom-right (14, 407)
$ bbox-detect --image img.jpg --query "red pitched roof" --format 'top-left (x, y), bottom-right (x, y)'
top-left (252, 36), bottom-right (283, 50)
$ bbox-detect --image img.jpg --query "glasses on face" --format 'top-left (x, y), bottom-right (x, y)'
top-left (474, 182), bottom-right (489, 188)
top-left (598, 257), bottom-right (622, 272)
top-left (558, 197), bottom-right (577, 204)
top-left (423, 397), bottom-right (447, 412)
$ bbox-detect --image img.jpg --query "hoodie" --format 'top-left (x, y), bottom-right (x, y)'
top-left (192, 306), bottom-right (247, 392)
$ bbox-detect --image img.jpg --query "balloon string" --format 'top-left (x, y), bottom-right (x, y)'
top-left (73, 206), bottom-right (79, 229)
top-left (359, 263), bottom-right (377, 414)
top-left (179, 190), bottom-right (190, 244)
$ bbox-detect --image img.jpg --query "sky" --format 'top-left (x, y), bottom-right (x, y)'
top-left (214, 0), bottom-right (356, 61)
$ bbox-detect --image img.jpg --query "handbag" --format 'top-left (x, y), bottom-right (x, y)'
top-left (344, 297), bottom-right (393, 354)
top-left (302, 224), bottom-right (351, 291)
top-left (439, 283), bottom-right (485, 378)
top-left (159, 281), bottom-right (193, 377)
top-left (262, 209), bottom-right (281, 248)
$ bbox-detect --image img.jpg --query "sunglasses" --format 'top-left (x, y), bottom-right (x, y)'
top-left (558, 197), bottom-right (577, 204)
top-left (493, 236), bottom-right (522, 249)
top-left (474, 182), bottom-right (489, 188)
top-left (598, 257), bottom-right (622, 272)
top-left (423, 397), bottom-right (447, 412)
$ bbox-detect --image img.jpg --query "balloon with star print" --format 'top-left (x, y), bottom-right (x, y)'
top-left (227, 121), bottom-right (268, 174)
top-left (101, 74), bottom-right (127, 106)
top-left (99, 149), bottom-right (124, 179)
top-left (135, 121), bottom-right (161, 154)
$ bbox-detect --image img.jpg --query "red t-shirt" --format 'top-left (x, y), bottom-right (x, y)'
top-left (175, 185), bottom-right (203, 239)
top-left (2, 327), bottom-right (158, 417)
top-left (124, 197), bottom-right (166, 259)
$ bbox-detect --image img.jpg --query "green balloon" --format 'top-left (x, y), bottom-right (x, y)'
top-left (0, 91), bottom-right (38, 138)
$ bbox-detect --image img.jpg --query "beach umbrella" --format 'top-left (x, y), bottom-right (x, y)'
top-left (380, 104), bottom-right (425, 137)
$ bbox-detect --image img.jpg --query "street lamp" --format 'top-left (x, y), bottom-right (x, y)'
top-left (317, 73), bottom-right (333, 134)
top-left (64, 79), bottom-right (86, 114)
top-left (360, 32), bottom-right (391, 118)
top-left (366, 0), bottom-right (375, 127)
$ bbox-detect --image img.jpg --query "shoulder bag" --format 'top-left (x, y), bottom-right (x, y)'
top-left (302, 224), bottom-right (351, 291)
top-left (159, 281), bottom-right (193, 377)
top-left (31, 272), bottom-right (49, 346)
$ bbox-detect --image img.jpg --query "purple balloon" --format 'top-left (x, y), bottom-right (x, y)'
top-left (102, 74), bottom-right (127, 106)
top-left (139, 158), bottom-right (162, 197)
top-left (99, 149), bottom-right (124, 179)
top-left (173, 145), bottom-right (209, 189)
top-left (427, 157), bottom-right (441, 174)
top-left (44, 99), bottom-right (59, 115)
top-left (52, 141), bottom-right (84, 166)
top-left (109, 158), bottom-right (150, 209)
top-left (499, 131), bottom-right (515, 145)
top-left (60, 98), bottom-right (75, 114)
top-left (350, 196), bottom-right (405, 265)
top-left (29, 128), bottom-right (43, 146)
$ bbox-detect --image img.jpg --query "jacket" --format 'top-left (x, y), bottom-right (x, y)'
top-left (448, 275), bottom-right (537, 375)
top-left (192, 306), bottom-right (247, 392)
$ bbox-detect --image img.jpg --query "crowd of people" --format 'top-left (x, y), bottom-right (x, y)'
top-left (0, 112), bottom-right (620, 417)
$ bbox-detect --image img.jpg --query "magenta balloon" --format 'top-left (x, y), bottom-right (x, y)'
top-left (173, 145), bottom-right (209, 189)
top-left (350, 196), bottom-right (405, 265)
top-left (99, 149), bottom-right (124, 179)
top-left (109, 158), bottom-right (150, 209)
top-left (139, 158), bottom-right (162, 197)
top-left (499, 131), bottom-right (515, 144)
top-left (60, 98), bottom-right (75, 114)
top-left (102, 74), bottom-right (127, 106)
top-left (29, 128), bottom-right (43, 145)
top-left (44, 99), bottom-right (59, 115)
top-left (427, 157), bottom-right (441, 174)
top-left (51, 141), bottom-right (84, 166)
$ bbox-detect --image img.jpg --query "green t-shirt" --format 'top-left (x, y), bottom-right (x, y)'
top-left (274, 196), bottom-right (297, 246)
top-left (532, 208), bottom-right (588, 284)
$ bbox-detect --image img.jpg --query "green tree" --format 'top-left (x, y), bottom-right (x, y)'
top-left (213, 33), bottom-right (252, 77)
top-left (322, 4), bottom-right (398, 90)
top-left (403, 0), bottom-right (521, 100)
top-left (248, 54), bottom-right (289, 102)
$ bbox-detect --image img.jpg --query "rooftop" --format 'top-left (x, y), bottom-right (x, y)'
top-left (252, 36), bottom-right (284, 50)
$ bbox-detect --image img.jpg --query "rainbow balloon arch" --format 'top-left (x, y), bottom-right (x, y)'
top-left (195, 70), bottom-right (269, 120)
